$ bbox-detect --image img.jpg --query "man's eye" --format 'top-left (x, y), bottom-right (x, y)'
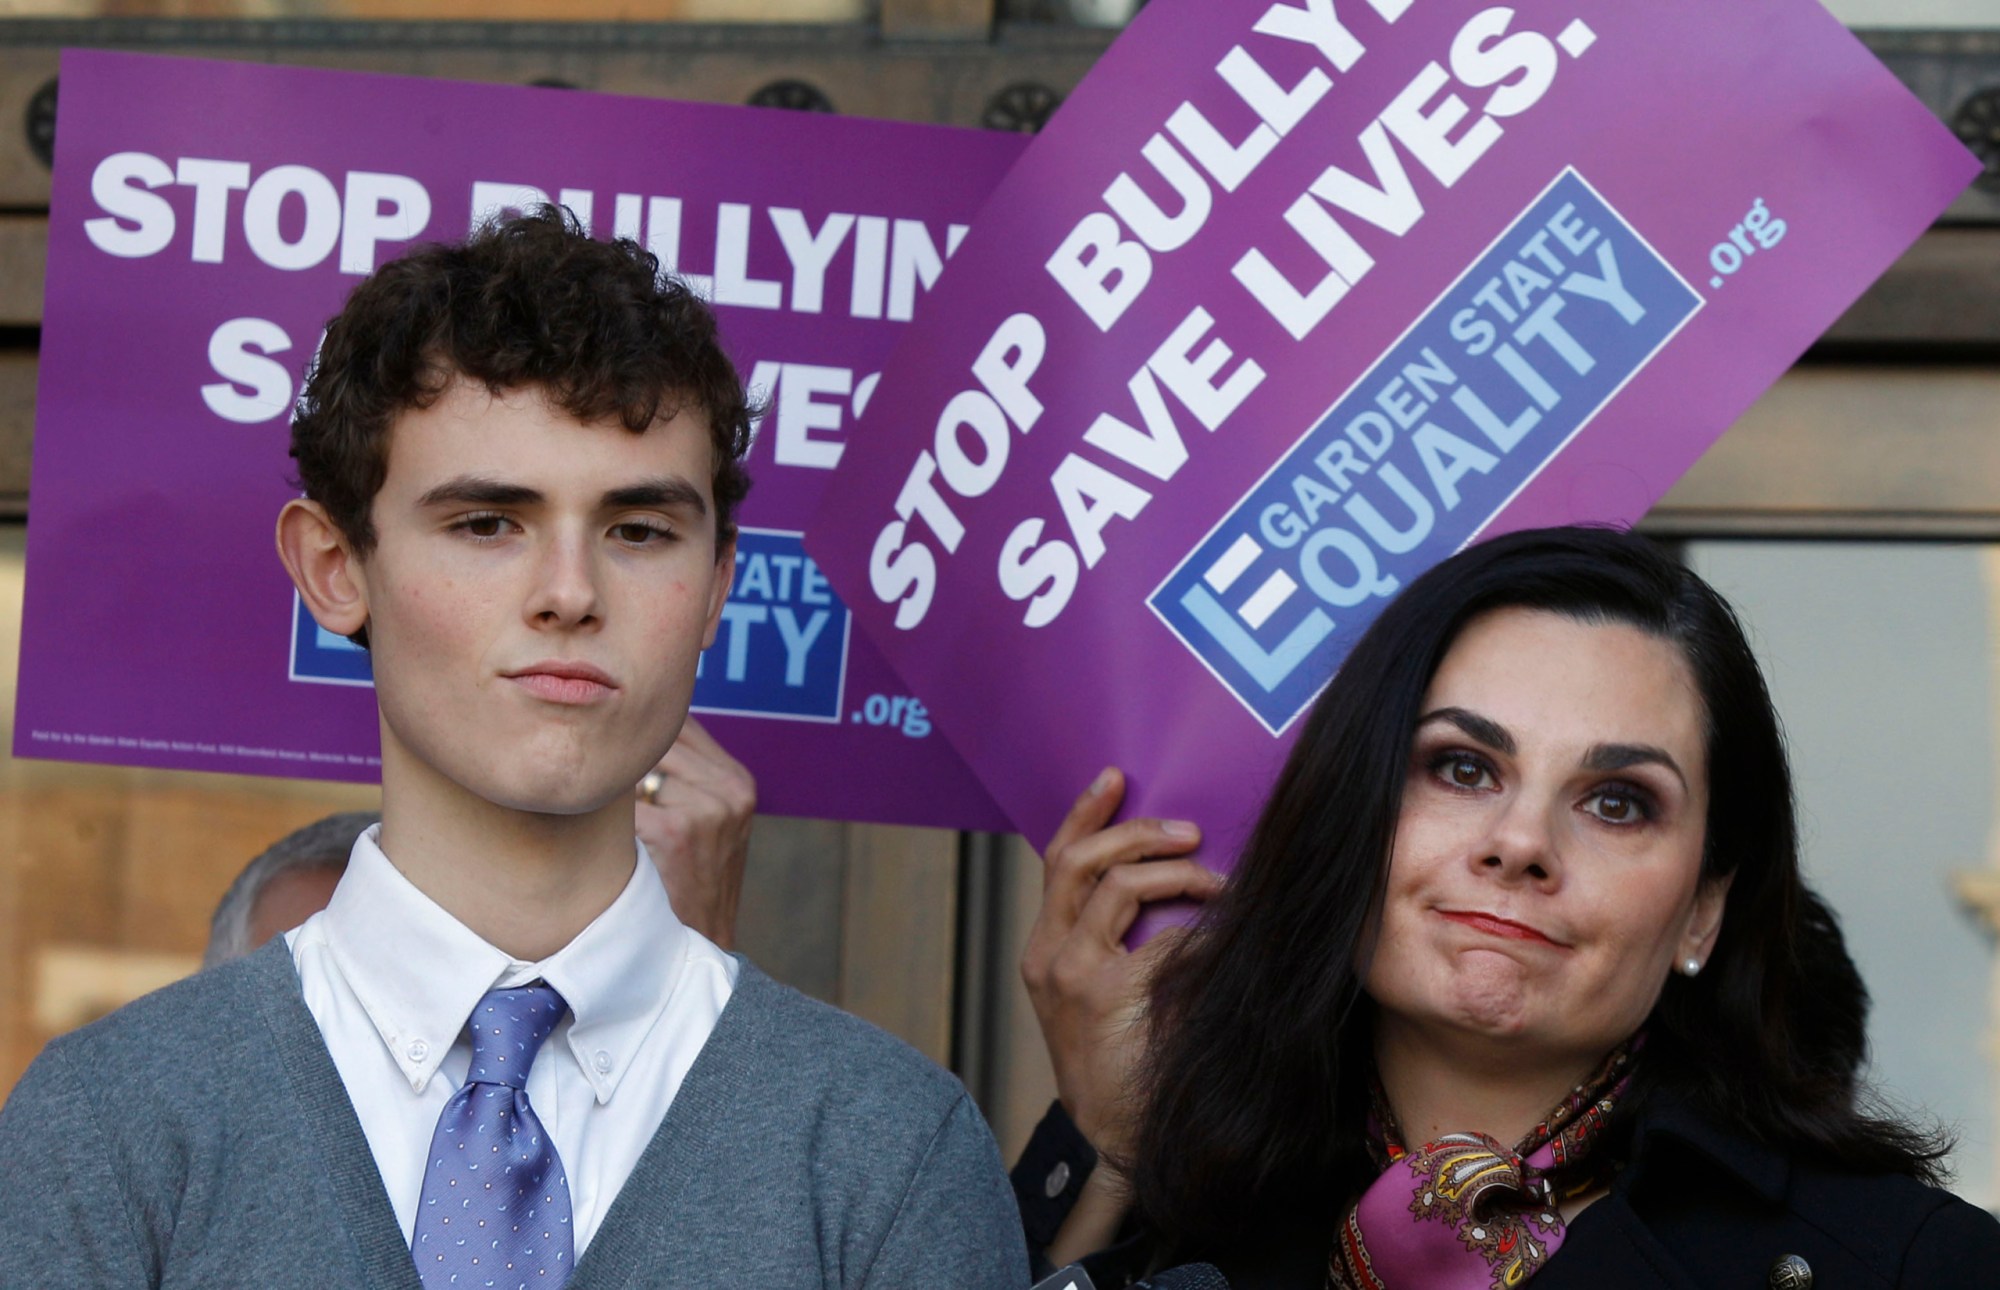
top-left (614, 522), bottom-right (670, 544)
top-left (456, 514), bottom-right (507, 539)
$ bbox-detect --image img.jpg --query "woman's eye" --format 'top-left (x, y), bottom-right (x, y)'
top-left (1436, 755), bottom-right (1491, 789)
top-left (1586, 787), bottom-right (1650, 824)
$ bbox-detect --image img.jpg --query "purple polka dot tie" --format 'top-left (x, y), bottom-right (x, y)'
top-left (411, 983), bottom-right (574, 1289)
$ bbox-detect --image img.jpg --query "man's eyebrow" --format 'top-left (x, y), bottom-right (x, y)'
top-left (416, 476), bottom-right (542, 508)
top-left (1415, 706), bottom-right (1515, 755)
top-left (603, 478), bottom-right (707, 515)
top-left (1583, 742), bottom-right (1688, 791)
top-left (411, 476), bottom-right (709, 514)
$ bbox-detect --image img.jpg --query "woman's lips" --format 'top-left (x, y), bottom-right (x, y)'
top-left (1438, 909), bottom-right (1563, 946)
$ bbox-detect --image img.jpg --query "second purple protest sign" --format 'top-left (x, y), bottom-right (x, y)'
top-left (808, 2), bottom-right (1977, 862)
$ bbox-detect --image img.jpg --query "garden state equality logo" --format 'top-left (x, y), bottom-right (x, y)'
top-left (692, 527), bottom-right (852, 723)
top-left (289, 527), bottom-right (853, 724)
top-left (1149, 170), bottom-right (1701, 735)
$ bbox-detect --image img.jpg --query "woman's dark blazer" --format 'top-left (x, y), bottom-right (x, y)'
top-left (1214, 1102), bottom-right (2000, 1290)
top-left (1532, 1104), bottom-right (2000, 1289)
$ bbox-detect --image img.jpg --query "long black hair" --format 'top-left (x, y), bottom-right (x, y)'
top-left (1130, 525), bottom-right (1947, 1262)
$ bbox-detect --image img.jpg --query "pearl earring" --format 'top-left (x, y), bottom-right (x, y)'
top-left (1682, 958), bottom-right (1702, 976)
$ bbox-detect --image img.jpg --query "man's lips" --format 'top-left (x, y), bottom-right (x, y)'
top-left (504, 661), bottom-right (618, 705)
top-left (1437, 909), bottom-right (1565, 947)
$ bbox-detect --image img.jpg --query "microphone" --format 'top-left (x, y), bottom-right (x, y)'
top-left (1030, 1260), bottom-right (1231, 1290)
top-left (1136, 1265), bottom-right (1229, 1289)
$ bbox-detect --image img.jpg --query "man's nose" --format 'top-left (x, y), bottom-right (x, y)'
top-left (526, 529), bottom-right (603, 627)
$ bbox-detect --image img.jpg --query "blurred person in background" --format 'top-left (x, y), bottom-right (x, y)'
top-left (204, 810), bottom-right (379, 969)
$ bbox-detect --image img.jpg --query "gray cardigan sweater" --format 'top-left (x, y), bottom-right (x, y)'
top-left (0, 940), bottom-right (1026, 1289)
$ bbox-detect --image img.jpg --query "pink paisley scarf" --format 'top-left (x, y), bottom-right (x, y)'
top-left (1325, 1042), bottom-right (1636, 1290)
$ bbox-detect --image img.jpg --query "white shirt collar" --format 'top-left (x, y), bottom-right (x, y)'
top-left (319, 824), bottom-right (692, 1104)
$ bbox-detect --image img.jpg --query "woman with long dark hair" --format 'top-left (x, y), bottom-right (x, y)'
top-left (1030, 526), bottom-right (2000, 1287)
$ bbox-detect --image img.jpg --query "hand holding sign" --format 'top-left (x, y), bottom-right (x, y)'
top-left (1023, 767), bottom-right (1219, 1158)
top-left (637, 716), bottom-right (756, 949)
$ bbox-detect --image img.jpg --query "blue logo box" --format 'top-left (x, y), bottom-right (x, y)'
top-left (693, 527), bottom-right (850, 723)
top-left (1150, 169), bottom-right (1701, 735)
top-left (290, 594), bottom-right (374, 686)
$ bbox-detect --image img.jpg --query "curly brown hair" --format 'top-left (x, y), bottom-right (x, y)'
top-left (290, 204), bottom-right (752, 556)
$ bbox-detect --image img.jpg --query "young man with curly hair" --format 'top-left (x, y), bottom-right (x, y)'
top-left (0, 208), bottom-right (1025, 1289)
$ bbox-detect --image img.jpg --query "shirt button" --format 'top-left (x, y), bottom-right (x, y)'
top-left (1768, 1255), bottom-right (1812, 1289)
top-left (593, 1050), bottom-right (613, 1074)
top-left (1044, 1161), bottom-right (1071, 1198)
top-left (406, 1039), bottom-right (429, 1063)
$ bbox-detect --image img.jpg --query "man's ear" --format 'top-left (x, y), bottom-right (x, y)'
top-left (276, 498), bottom-right (369, 640)
top-left (701, 532), bottom-right (737, 651)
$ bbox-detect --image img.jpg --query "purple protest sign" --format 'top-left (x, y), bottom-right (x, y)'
top-left (18, 50), bottom-right (1024, 830)
top-left (808, 2), bottom-right (1977, 871)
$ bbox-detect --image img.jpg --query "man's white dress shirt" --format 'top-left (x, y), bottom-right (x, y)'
top-left (288, 825), bottom-right (737, 1254)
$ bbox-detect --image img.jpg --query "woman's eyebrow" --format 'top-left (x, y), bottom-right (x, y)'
top-left (1583, 742), bottom-right (1688, 791)
top-left (1415, 706), bottom-right (1514, 754)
